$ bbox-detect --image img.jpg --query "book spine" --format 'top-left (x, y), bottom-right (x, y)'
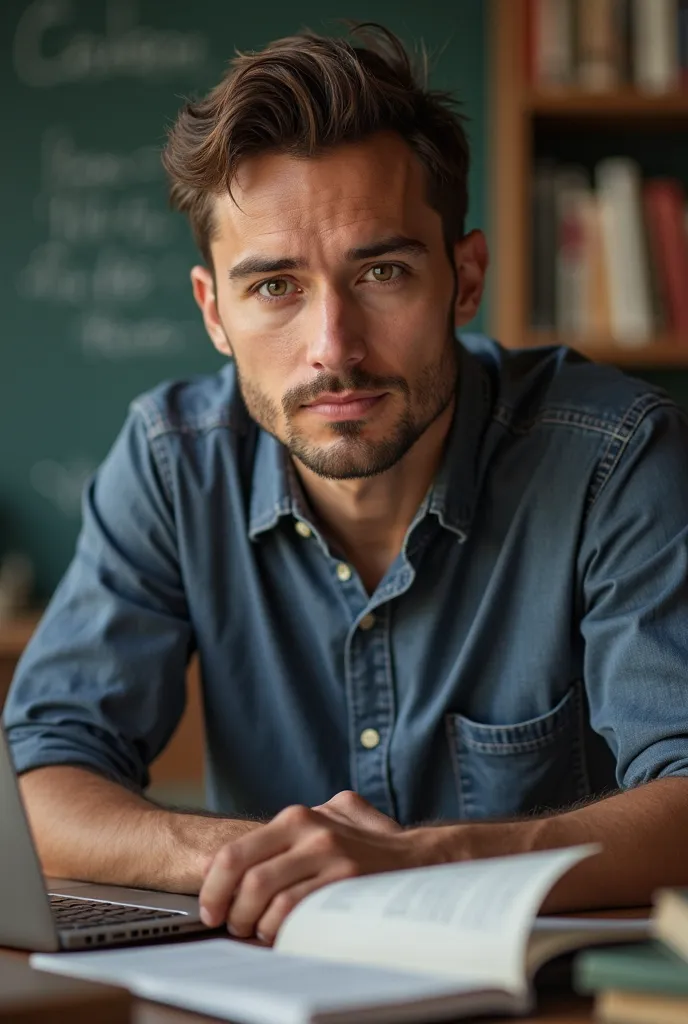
top-left (618, 0), bottom-right (636, 84)
top-left (580, 195), bottom-right (612, 338)
top-left (596, 158), bottom-right (654, 345)
top-left (534, 0), bottom-right (574, 86)
top-left (576, 0), bottom-right (622, 90)
top-left (644, 179), bottom-right (688, 335)
top-left (531, 162), bottom-right (558, 330)
top-left (555, 169), bottom-right (592, 335)
top-left (679, 1), bottom-right (688, 88)
top-left (597, 989), bottom-right (688, 1024)
top-left (632, 0), bottom-right (680, 93)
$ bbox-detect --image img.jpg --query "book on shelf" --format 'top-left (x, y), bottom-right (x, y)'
top-left (597, 158), bottom-right (654, 346)
top-left (574, 942), bottom-right (688, 1024)
top-left (681, 1), bottom-right (688, 89)
top-left (30, 846), bottom-right (649, 1024)
top-left (632, 0), bottom-right (680, 94)
top-left (529, 0), bottom-right (575, 88)
top-left (527, 0), bottom-right (686, 93)
top-left (577, 0), bottom-right (622, 91)
top-left (554, 166), bottom-right (592, 335)
top-left (643, 180), bottom-right (688, 335)
top-left (530, 156), bottom-right (688, 347)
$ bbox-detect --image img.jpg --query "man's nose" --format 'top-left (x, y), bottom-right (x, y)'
top-left (305, 289), bottom-right (367, 373)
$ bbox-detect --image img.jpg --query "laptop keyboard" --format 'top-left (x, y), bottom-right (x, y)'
top-left (49, 894), bottom-right (184, 931)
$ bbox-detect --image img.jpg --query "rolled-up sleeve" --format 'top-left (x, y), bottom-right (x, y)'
top-left (3, 398), bottom-right (193, 791)
top-left (579, 399), bottom-right (688, 789)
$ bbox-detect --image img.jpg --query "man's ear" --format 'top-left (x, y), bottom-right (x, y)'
top-left (190, 265), bottom-right (233, 357)
top-left (451, 230), bottom-right (489, 328)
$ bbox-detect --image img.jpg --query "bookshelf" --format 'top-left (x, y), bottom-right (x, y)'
top-left (526, 90), bottom-right (688, 117)
top-left (490, 0), bottom-right (688, 366)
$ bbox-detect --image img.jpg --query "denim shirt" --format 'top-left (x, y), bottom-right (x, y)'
top-left (6, 336), bottom-right (688, 825)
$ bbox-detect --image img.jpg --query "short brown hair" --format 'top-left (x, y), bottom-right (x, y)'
top-left (162, 23), bottom-right (470, 265)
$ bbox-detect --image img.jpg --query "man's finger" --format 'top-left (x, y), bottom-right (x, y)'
top-left (255, 875), bottom-right (329, 945)
top-left (227, 849), bottom-right (320, 938)
top-left (200, 821), bottom-right (293, 926)
top-left (311, 805), bottom-right (352, 827)
top-left (314, 795), bottom-right (402, 835)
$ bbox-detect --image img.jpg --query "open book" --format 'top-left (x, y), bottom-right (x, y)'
top-left (32, 846), bottom-right (648, 1024)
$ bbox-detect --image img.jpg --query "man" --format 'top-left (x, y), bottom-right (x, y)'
top-left (6, 24), bottom-right (688, 945)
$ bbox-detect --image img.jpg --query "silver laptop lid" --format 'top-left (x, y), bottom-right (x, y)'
top-left (0, 724), bottom-right (60, 951)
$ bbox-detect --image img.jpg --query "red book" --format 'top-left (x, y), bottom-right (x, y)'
top-left (643, 179), bottom-right (688, 335)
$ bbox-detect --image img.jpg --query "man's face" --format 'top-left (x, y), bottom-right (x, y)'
top-left (196, 133), bottom-right (483, 480)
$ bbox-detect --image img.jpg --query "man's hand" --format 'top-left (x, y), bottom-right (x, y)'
top-left (199, 804), bottom-right (433, 944)
top-left (312, 790), bottom-right (402, 835)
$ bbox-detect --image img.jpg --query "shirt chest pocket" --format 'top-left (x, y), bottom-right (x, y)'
top-left (445, 681), bottom-right (591, 820)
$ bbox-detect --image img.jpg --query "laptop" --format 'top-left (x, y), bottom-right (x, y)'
top-left (0, 724), bottom-right (209, 951)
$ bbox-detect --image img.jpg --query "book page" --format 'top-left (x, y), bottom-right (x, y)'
top-left (276, 846), bottom-right (597, 995)
top-left (32, 938), bottom-right (523, 1024)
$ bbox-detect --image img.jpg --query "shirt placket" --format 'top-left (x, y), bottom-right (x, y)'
top-left (291, 499), bottom-right (418, 819)
top-left (335, 561), bottom-right (415, 818)
top-left (344, 599), bottom-right (397, 816)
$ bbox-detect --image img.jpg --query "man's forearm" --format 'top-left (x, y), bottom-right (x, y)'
top-left (19, 765), bottom-right (259, 893)
top-left (417, 777), bottom-right (688, 912)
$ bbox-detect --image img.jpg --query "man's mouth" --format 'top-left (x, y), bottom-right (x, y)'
top-left (303, 392), bottom-right (388, 420)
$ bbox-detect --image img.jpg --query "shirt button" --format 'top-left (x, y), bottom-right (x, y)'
top-left (336, 562), bottom-right (352, 582)
top-left (360, 728), bottom-right (380, 749)
top-left (294, 521), bottom-right (312, 539)
top-left (359, 613), bottom-right (376, 631)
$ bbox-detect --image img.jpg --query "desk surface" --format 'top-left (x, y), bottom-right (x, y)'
top-left (134, 992), bottom-right (594, 1022)
top-left (1, 947), bottom-right (595, 1023)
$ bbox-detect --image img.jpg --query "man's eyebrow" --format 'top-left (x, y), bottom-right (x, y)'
top-left (345, 236), bottom-right (429, 261)
top-left (227, 236), bottom-right (428, 282)
top-left (228, 256), bottom-right (307, 281)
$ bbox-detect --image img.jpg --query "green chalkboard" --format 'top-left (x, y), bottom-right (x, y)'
top-left (0, 0), bottom-right (486, 598)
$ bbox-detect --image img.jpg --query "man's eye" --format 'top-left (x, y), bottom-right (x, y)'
top-left (363, 264), bottom-right (403, 283)
top-left (256, 279), bottom-right (295, 299)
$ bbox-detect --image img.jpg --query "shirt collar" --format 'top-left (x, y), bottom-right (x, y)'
top-left (248, 428), bottom-right (296, 540)
top-left (427, 340), bottom-right (493, 540)
top-left (248, 338), bottom-right (493, 542)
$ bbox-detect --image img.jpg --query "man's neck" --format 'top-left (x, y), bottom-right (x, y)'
top-left (292, 399), bottom-right (455, 593)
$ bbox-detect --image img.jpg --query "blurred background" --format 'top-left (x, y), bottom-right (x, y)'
top-left (0, 0), bottom-right (486, 603)
top-left (1, 0), bottom-right (687, 800)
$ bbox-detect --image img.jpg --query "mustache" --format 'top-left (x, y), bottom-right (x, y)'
top-left (283, 369), bottom-right (409, 413)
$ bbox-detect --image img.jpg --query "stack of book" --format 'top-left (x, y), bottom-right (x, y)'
top-left (575, 888), bottom-right (688, 1023)
top-left (531, 159), bottom-right (688, 346)
top-left (528, 0), bottom-right (688, 92)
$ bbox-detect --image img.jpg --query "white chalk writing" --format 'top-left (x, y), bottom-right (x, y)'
top-left (13, 0), bottom-right (208, 88)
top-left (17, 127), bottom-right (192, 357)
top-left (40, 128), bottom-right (161, 191)
top-left (79, 312), bottom-right (188, 357)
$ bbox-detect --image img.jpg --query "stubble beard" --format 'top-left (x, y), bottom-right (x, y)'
top-left (234, 334), bottom-right (458, 481)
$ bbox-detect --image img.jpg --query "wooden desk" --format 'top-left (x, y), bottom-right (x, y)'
top-left (0, 946), bottom-right (593, 1022)
top-left (134, 993), bottom-right (594, 1023)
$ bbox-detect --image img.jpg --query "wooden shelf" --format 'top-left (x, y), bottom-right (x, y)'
top-left (526, 89), bottom-right (688, 118)
top-left (523, 332), bottom-right (688, 368)
top-left (489, 1), bottom-right (688, 359)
